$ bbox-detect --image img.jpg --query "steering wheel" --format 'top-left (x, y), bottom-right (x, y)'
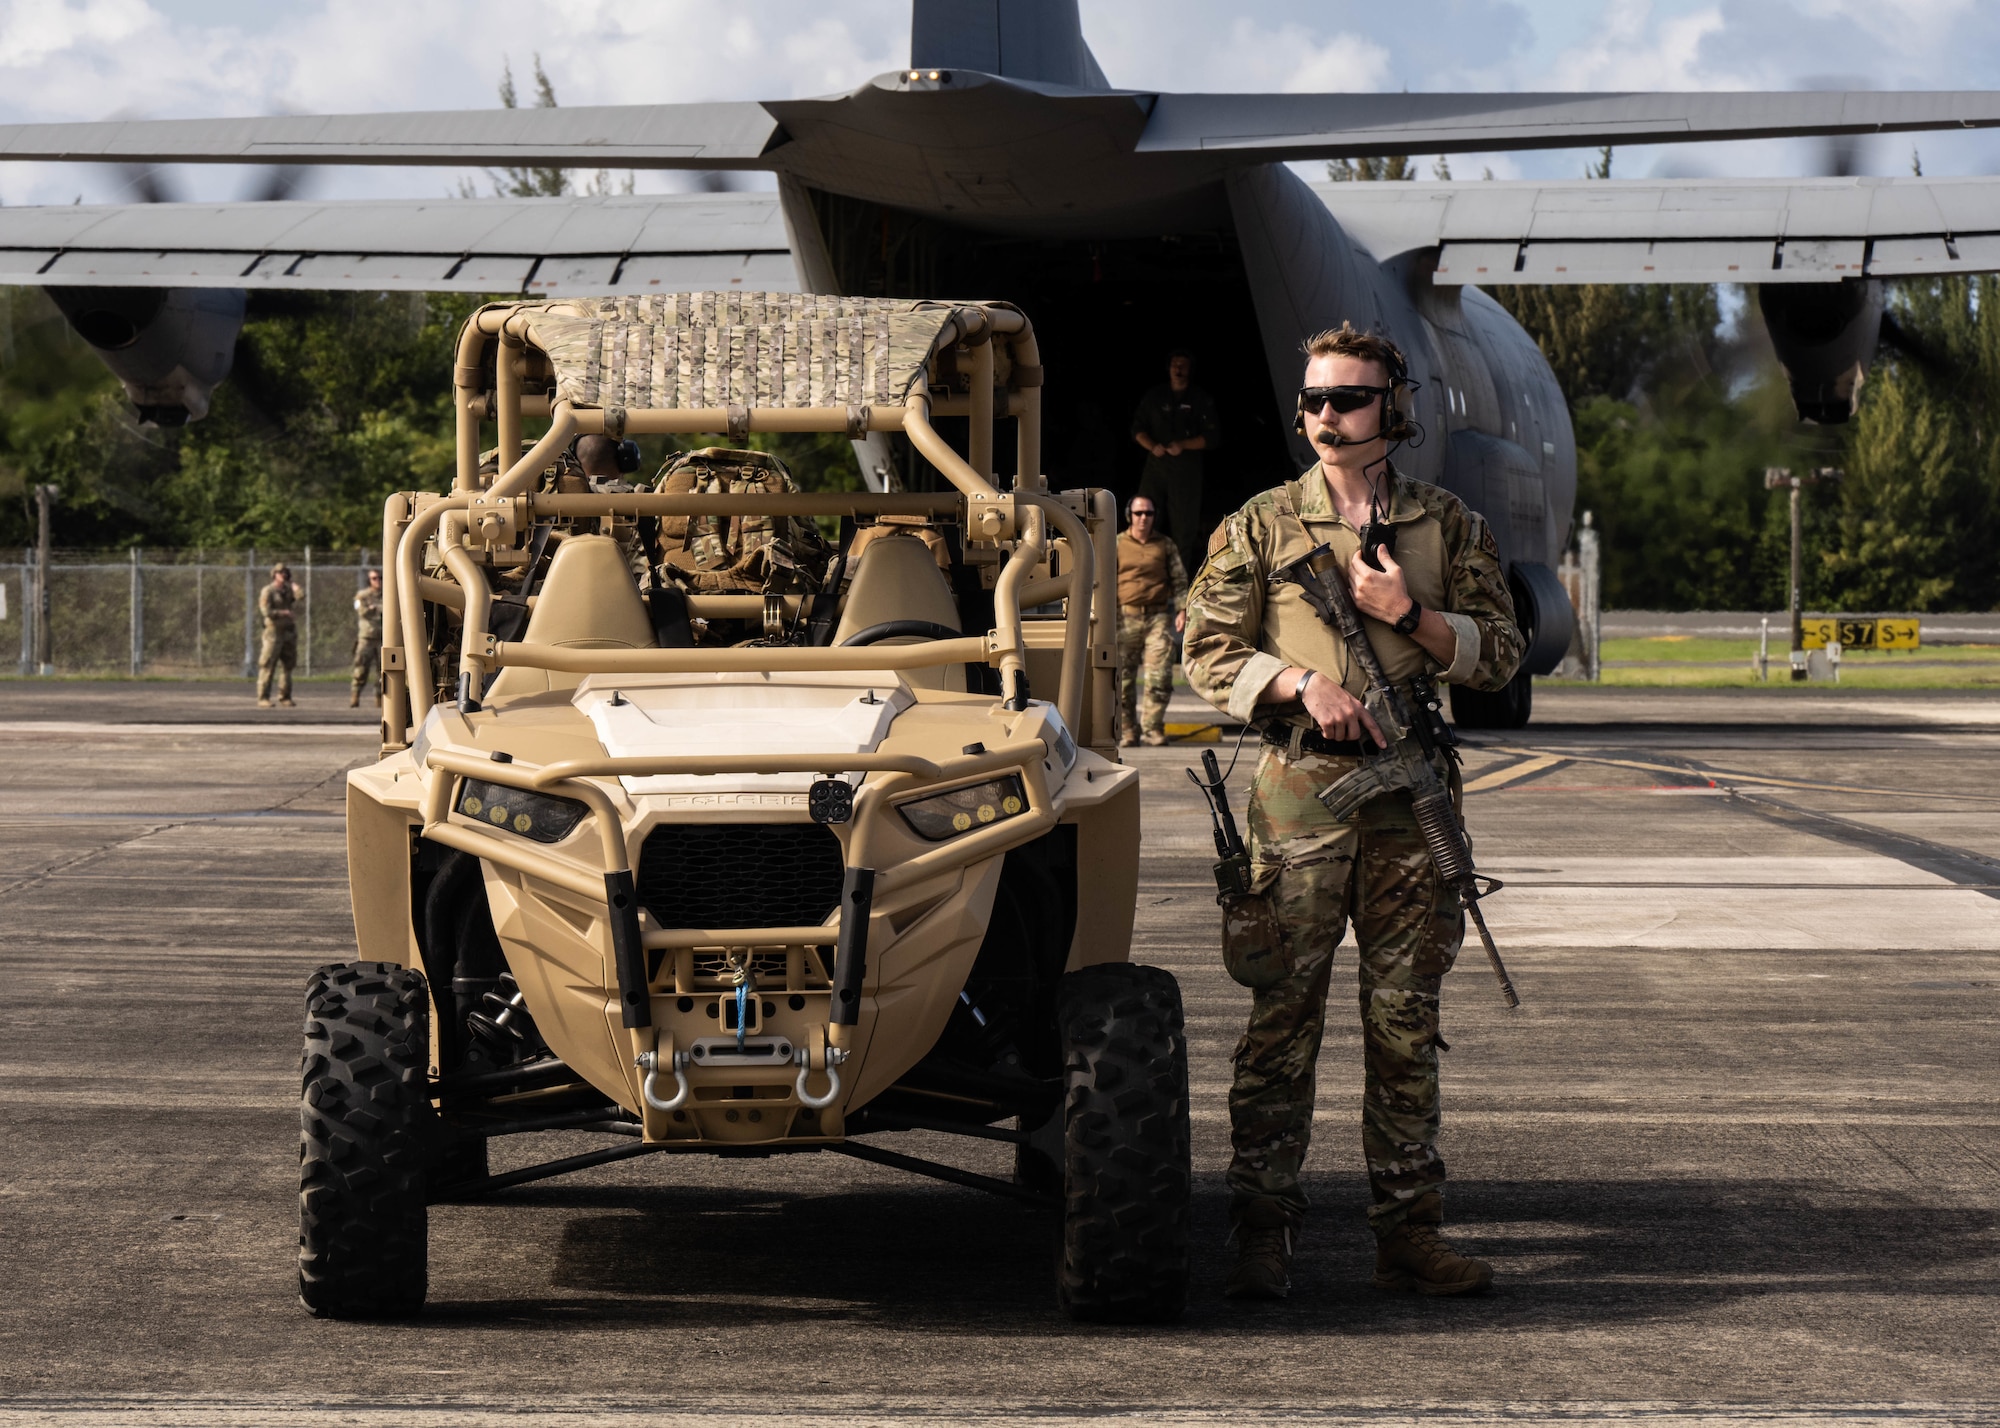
top-left (839, 620), bottom-right (961, 646)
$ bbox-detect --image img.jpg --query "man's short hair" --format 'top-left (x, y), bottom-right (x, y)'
top-left (1303, 322), bottom-right (1405, 382)
top-left (366, 567), bottom-right (382, 579)
top-left (271, 563), bottom-right (290, 575)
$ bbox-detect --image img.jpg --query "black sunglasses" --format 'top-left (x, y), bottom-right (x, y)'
top-left (1298, 384), bottom-right (1390, 414)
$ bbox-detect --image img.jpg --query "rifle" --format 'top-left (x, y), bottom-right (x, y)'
top-left (1268, 543), bottom-right (1520, 1008)
top-left (1188, 747), bottom-right (1251, 901)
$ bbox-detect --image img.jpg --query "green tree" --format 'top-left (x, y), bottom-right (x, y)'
top-left (463, 56), bottom-right (634, 200)
top-left (1326, 154), bottom-right (1414, 181)
top-left (1815, 274), bottom-right (2000, 610)
top-left (1572, 368), bottom-right (1815, 609)
top-left (1490, 282), bottom-right (1723, 406)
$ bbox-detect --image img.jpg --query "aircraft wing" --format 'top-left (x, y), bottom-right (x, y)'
top-left (1142, 91), bottom-right (2000, 161)
top-left (0, 191), bottom-right (797, 293)
top-left (1317, 175), bottom-right (2000, 285)
top-left (0, 102), bottom-right (779, 169)
top-left (8, 87), bottom-right (1998, 174)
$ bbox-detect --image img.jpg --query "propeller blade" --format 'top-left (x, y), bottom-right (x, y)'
top-left (118, 162), bottom-right (177, 204)
top-left (244, 163), bottom-right (306, 203)
top-left (1877, 310), bottom-right (1952, 379)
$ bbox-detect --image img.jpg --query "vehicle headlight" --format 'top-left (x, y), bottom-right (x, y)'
top-left (897, 775), bottom-right (1030, 842)
top-left (456, 778), bottom-right (589, 844)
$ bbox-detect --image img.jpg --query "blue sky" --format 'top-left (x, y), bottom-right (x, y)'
top-left (0, 0), bottom-right (1994, 205)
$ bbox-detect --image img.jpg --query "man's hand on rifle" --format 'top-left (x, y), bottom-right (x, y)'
top-left (1261, 665), bottom-right (1386, 747)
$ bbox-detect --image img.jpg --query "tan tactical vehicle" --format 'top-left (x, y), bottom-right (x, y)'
top-left (305, 294), bottom-right (1189, 1324)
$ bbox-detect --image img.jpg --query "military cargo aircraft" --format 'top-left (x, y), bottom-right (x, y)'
top-left (4, 0), bottom-right (1999, 724)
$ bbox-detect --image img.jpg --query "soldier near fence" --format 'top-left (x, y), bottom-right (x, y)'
top-left (350, 567), bottom-right (384, 708)
top-left (256, 562), bottom-right (300, 708)
top-left (1116, 494), bottom-right (1188, 747)
top-left (1182, 322), bottom-right (1523, 1302)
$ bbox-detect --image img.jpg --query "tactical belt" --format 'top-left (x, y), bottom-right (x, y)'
top-left (1260, 725), bottom-right (1371, 758)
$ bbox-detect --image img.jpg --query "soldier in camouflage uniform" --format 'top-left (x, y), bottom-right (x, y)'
top-left (255, 562), bottom-right (299, 708)
top-left (350, 567), bottom-right (383, 708)
top-left (1183, 323), bottom-right (1522, 1301)
top-left (1116, 495), bottom-right (1188, 747)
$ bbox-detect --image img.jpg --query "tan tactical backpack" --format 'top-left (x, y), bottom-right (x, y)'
top-left (653, 447), bottom-right (832, 594)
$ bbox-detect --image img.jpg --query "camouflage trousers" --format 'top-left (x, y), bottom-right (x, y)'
top-left (352, 637), bottom-right (380, 695)
top-left (1117, 605), bottom-right (1175, 739)
top-left (257, 623), bottom-right (297, 702)
top-left (1223, 742), bottom-right (1464, 1236)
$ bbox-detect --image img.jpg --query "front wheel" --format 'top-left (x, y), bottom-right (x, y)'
top-left (298, 962), bottom-right (434, 1318)
top-left (1054, 962), bottom-right (1191, 1323)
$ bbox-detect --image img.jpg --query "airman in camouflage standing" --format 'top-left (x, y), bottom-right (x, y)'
top-left (255, 562), bottom-right (299, 708)
top-left (350, 567), bottom-right (383, 708)
top-left (1116, 494), bottom-right (1188, 747)
top-left (1183, 323), bottom-right (1523, 1301)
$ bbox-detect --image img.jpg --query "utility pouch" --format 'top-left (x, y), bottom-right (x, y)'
top-left (1212, 848), bottom-right (1252, 901)
top-left (1219, 868), bottom-right (1285, 990)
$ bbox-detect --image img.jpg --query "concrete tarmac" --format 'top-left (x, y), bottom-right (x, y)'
top-left (0, 682), bottom-right (1996, 1426)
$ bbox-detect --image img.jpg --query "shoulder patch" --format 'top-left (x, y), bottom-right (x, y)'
top-left (1206, 522), bottom-right (1233, 559)
top-left (1477, 520), bottom-right (1499, 558)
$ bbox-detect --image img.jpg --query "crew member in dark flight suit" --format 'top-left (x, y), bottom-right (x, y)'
top-left (1131, 350), bottom-right (1221, 578)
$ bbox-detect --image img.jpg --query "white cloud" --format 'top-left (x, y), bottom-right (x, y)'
top-left (1272, 28), bottom-right (1393, 95)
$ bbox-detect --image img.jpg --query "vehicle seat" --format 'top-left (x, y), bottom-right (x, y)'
top-left (831, 531), bottom-right (964, 693)
top-left (484, 534), bottom-right (658, 702)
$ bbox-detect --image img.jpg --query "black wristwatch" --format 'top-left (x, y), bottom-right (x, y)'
top-left (1392, 599), bottom-right (1423, 636)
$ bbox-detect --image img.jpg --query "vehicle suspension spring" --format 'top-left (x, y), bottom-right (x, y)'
top-left (467, 972), bottom-right (536, 1048)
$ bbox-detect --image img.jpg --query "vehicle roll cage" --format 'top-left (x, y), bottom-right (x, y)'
top-left (376, 297), bottom-right (1116, 753)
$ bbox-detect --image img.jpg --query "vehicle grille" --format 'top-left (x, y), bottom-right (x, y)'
top-left (635, 822), bottom-right (845, 931)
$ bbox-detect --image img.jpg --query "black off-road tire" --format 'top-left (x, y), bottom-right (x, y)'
top-left (298, 962), bottom-right (433, 1318)
top-left (1054, 962), bottom-right (1191, 1323)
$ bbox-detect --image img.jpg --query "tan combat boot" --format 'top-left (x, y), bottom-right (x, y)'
top-left (1141, 729), bottom-right (1169, 747)
top-left (1223, 1199), bottom-right (1296, 1300)
top-left (257, 698), bottom-right (273, 709)
top-left (1374, 1218), bottom-right (1493, 1296)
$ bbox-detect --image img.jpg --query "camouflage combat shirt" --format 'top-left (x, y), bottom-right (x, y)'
top-left (352, 586), bottom-right (383, 644)
top-left (1183, 462), bottom-right (1522, 730)
top-left (258, 579), bottom-right (297, 629)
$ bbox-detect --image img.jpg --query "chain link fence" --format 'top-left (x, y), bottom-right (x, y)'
top-left (3, 549), bottom-right (378, 677)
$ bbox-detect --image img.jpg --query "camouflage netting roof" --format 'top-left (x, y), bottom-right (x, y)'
top-left (512, 293), bottom-right (963, 411)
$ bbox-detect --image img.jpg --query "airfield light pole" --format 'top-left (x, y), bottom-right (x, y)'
top-left (32, 483), bottom-right (56, 676)
top-left (1764, 466), bottom-right (1843, 682)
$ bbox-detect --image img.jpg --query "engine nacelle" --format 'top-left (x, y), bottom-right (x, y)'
top-left (44, 285), bottom-right (246, 426)
top-left (1758, 278), bottom-right (1883, 425)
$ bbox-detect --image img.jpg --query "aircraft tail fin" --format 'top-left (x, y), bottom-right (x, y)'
top-left (910, 0), bottom-right (1110, 89)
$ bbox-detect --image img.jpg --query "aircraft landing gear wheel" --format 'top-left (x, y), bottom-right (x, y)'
top-left (298, 962), bottom-right (433, 1319)
top-left (1449, 670), bottom-right (1533, 730)
top-left (1054, 962), bottom-right (1191, 1324)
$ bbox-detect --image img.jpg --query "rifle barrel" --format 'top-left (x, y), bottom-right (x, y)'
top-left (1464, 899), bottom-right (1519, 1010)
